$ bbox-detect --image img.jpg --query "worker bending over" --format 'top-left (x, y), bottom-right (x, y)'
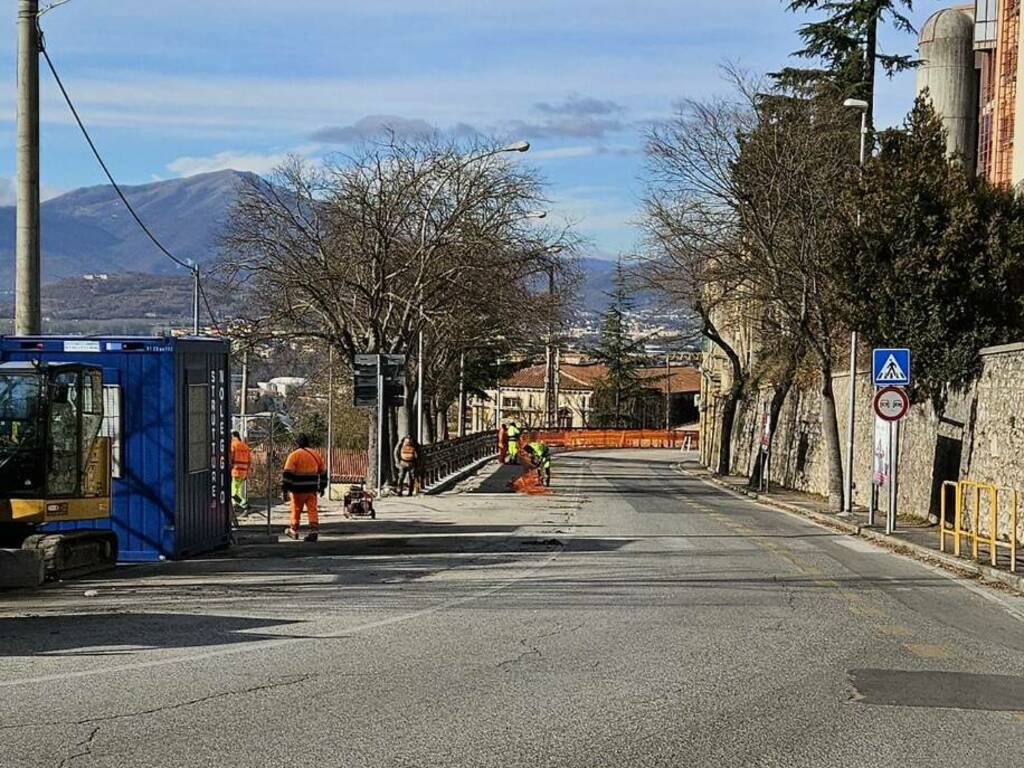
top-left (523, 441), bottom-right (551, 487)
top-left (282, 433), bottom-right (328, 542)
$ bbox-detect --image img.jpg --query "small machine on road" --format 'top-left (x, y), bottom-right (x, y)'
top-left (343, 483), bottom-right (376, 519)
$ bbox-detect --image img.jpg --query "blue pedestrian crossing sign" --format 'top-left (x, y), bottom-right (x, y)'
top-left (873, 348), bottom-right (911, 387)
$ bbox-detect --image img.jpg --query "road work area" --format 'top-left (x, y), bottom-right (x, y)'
top-left (2, 449), bottom-right (1023, 767)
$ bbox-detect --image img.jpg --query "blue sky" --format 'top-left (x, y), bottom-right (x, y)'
top-left (0, 0), bottom-right (939, 258)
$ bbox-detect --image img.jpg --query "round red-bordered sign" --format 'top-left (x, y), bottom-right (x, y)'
top-left (873, 386), bottom-right (909, 422)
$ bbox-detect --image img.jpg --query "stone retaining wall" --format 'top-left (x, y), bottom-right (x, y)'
top-left (723, 343), bottom-right (1024, 542)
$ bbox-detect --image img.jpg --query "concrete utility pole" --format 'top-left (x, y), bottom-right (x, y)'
top-left (544, 263), bottom-right (556, 428)
top-left (192, 267), bottom-right (200, 335)
top-left (665, 352), bottom-right (672, 431)
top-left (239, 350), bottom-right (249, 437)
top-left (15, 0), bottom-right (41, 336)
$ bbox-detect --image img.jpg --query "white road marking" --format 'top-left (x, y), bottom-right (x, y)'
top-left (833, 537), bottom-right (887, 554)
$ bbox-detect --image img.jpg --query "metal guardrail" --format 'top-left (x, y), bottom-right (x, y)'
top-left (419, 432), bottom-right (498, 487)
top-left (940, 480), bottom-right (1019, 572)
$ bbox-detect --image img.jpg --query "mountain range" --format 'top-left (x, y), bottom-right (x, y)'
top-left (0, 170), bottom-right (633, 327)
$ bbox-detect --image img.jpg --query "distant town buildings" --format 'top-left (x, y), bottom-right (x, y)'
top-left (469, 361), bottom-right (700, 431)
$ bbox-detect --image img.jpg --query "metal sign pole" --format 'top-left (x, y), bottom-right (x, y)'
top-left (327, 346), bottom-right (334, 501)
top-left (266, 411), bottom-right (275, 537)
top-left (884, 417), bottom-right (892, 536)
top-left (377, 355), bottom-right (385, 492)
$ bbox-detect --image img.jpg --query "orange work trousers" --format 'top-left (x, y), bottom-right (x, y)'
top-left (289, 492), bottom-right (319, 529)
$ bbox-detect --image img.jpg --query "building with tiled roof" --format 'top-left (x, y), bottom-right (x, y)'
top-left (469, 360), bottom-right (700, 431)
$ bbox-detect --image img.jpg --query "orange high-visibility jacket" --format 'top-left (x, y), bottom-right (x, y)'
top-left (231, 437), bottom-right (252, 479)
top-left (282, 448), bottom-right (327, 494)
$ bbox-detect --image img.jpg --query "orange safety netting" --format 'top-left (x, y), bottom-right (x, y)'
top-left (518, 428), bottom-right (699, 451)
top-left (511, 467), bottom-right (552, 495)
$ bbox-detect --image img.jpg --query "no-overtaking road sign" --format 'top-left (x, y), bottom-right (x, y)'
top-left (873, 386), bottom-right (910, 422)
top-left (873, 348), bottom-right (911, 387)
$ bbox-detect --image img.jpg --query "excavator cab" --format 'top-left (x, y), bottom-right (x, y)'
top-left (0, 362), bottom-right (116, 577)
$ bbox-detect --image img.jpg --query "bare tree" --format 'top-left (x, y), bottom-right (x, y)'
top-left (218, 136), bottom-right (576, 485)
top-left (643, 79), bottom-right (856, 508)
top-left (641, 94), bottom-right (760, 474)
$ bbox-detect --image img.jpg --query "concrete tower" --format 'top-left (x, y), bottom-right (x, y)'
top-left (916, 7), bottom-right (979, 172)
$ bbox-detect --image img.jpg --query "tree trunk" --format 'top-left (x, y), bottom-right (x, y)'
top-left (717, 382), bottom-right (742, 475)
top-left (425, 400), bottom-right (436, 444)
top-left (367, 407), bottom-right (379, 488)
top-left (750, 348), bottom-right (799, 489)
top-left (817, 355), bottom-right (845, 511)
top-left (865, 11), bottom-right (878, 130)
top-left (701, 315), bottom-right (747, 477)
top-left (436, 401), bottom-right (448, 442)
top-left (388, 405), bottom-right (399, 478)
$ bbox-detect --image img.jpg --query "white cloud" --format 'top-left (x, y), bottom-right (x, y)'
top-left (551, 185), bottom-right (640, 234)
top-left (0, 177), bottom-right (67, 206)
top-left (166, 149), bottom-right (296, 176)
top-left (530, 146), bottom-right (599, 161)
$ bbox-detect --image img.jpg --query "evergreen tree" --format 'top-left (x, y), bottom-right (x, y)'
top-left (775, 0), bottom-right (916, 127)
top-left (591, 261), bottom-right (647, 428)
top-left (841, 98), bottom-right (1024, 402)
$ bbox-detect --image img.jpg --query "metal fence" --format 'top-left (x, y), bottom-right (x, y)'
top-left (940, 479), bottom-right (1020, 572)
top-left (419, 432), bottom-right (499, 487)
top-left (248, 437), bottom-right (495, 491)
top-left (248, 447), bottom-right (368, 489)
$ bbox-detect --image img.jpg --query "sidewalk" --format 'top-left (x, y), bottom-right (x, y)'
top-left (684, 463), bottom-right (1024, 595)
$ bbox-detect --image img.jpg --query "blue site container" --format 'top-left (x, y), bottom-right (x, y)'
top-left (0, 335), bottom-right (231, 561)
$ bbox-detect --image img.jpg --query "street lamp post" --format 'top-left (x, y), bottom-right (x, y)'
top-left (415, 141), bottom-right (530, 444)
top-left (841, 97), bottom-right (869, 516)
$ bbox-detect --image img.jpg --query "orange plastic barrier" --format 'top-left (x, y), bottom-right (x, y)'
top-left (519, 428), bottom-right (698, 451)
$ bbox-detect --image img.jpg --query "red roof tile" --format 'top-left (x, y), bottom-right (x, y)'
top-left (501, 363), bottom-right (699, 394)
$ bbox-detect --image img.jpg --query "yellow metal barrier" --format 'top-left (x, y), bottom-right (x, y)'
top-left (938, 480), bottom-right (1019, 573)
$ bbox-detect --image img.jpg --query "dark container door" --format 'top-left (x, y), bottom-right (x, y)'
top-left (177, 343), bottom-right (230, 557)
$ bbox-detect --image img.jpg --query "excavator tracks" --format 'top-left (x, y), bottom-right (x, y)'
top-left (22, 531), bottom-right (118, 580)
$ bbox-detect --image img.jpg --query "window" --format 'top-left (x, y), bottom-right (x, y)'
top-left (0, 373), bottom-right (43, 496)
top-left (80, 370), bottom-right (103, 478)
top-left (502, 396), bottom-right (522, 409)
top-left (188, 384), bottom-right (210, 472)
top-left (101, 385), bottom-right (122, 479)
top-left (976, 0), bottom-right (999, 46)
top-left (48, 371), bottom-right (80, 496)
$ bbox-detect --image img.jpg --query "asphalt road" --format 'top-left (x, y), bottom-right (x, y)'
top-left (2, 449), bottom-right (1023, 767)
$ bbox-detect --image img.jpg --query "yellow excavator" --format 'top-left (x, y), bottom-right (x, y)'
top-left (0, 361), bottom-right (117, 580)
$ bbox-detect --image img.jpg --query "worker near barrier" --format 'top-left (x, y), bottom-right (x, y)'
top-left (394, 435), bottom-right (420, 496)
top-left (498, 423), bottom-right (509, 464)
top-left (523, 440), bottom-right (551, 487)
top-left (282, 433), bottom-right (328, 542)
top-left (230, 430), bottom-right (252, 513)
top-left (506, 421), bottom-right (522, 464)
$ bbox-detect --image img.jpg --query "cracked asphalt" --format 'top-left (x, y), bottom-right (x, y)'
top-left (2, 449), bottom-right (1024, 767)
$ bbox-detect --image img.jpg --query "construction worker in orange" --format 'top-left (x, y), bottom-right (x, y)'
top-left (394, 435), bottom-right (420, 496)
top-left (282, 433), bottom-right (328, 542)
top-left (230, 430), bottom-right (252, 513)
top-left (498, 423), bottom-right (508, 464)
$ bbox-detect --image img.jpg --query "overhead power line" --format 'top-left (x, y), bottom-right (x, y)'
top-left (38, 33), bottom-right (223, 335)
top-left (39, 38), bottom-right (192, 271)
